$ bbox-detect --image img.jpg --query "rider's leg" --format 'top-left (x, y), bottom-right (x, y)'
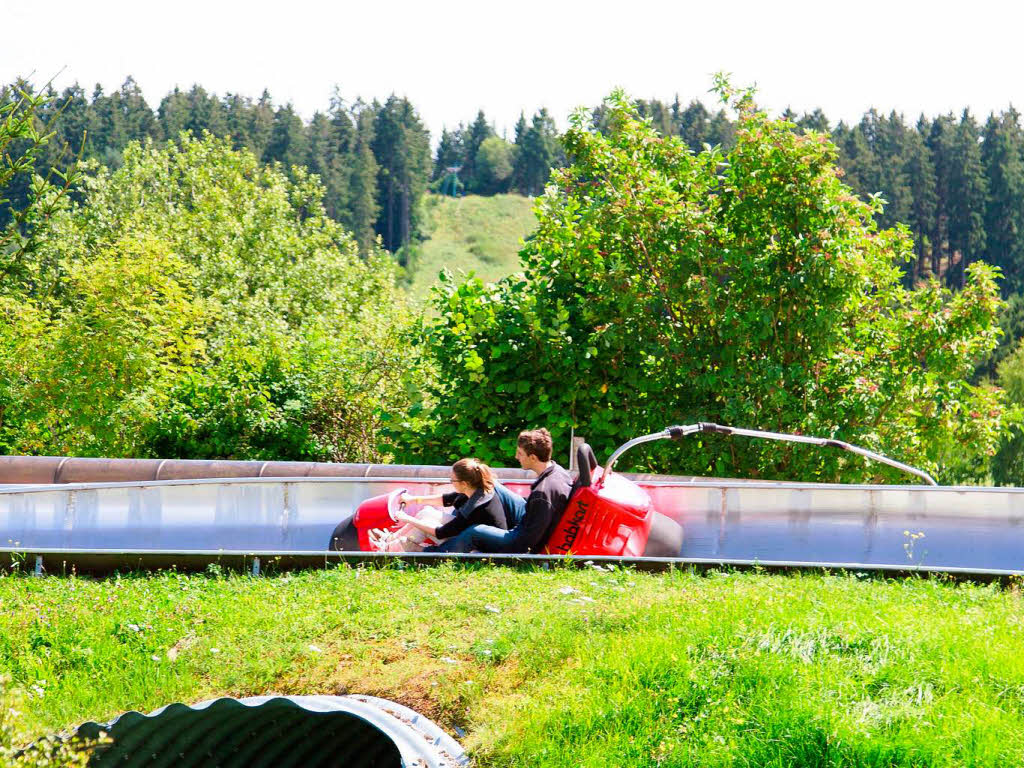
top-left (469, 525), bottom-right (533, 554)
top-left (423, 527), bottom-right (477, 553)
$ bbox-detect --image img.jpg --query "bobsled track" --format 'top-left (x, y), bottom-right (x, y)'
top-left (1, 456), bottom-right (1023, 578)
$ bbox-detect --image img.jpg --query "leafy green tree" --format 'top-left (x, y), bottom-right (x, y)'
top-left (392, 84), bottom-right (1006, 484)
top-left (4, 134), bottom-right (420, 460)
top-left (992, 337), bottom-right (1024, 484)
top-left (472, 136), bottom-right (514, 194)
top-left (1, 236), bottom-right (205, 454)
top-left (0, 83), bottom-right (82, 286)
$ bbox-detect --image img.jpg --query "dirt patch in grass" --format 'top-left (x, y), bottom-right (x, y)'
top-left (273, 631), bottom-right (534, 732)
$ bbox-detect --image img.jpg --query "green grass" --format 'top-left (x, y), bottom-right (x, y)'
top-left (2, 566), bottom-right (1024, 766)
top-left (406, 193), bottom-right (537, 301)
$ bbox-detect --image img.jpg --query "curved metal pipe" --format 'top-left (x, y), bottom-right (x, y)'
top-left (603, 422), bottom-right (937, 486)
top-left (70, 695), bottom-right (467, 768)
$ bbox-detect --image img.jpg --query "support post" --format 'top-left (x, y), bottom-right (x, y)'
top-left (569, 435), bottom-right (585, 473)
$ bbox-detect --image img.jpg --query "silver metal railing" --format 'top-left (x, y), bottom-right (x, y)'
top-left (603, 423), bottom-right (937, 486)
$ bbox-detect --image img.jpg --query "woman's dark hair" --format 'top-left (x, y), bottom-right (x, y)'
top-left (452, 458), bottom-right (495, 492)
top-left (517, 428), bottom-right (553, 463)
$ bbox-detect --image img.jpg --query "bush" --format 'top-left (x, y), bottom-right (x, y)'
top-left (390, 82), bottom-right (1007, 483)
top-left (1, 134), bottom-right (424, 461)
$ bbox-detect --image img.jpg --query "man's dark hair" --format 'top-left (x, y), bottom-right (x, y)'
top-left (518, 428), bottom-right (553, 463)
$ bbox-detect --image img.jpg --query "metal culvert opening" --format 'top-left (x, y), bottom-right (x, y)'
top-left (72, 695), bottom-right (468, 768)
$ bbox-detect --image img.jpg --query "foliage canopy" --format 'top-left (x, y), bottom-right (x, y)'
top-left (393, 83), bottom-right (1006, 483)
top-left (1, 128), bottom-right (419, 461)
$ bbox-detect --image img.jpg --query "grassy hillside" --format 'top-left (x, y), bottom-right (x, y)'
top-left (407, 193), bottom-right (537, 301)
top-left (3, 566), bottom-right (1024, 766)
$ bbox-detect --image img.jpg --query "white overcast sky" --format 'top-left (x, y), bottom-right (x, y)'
top-left (3, 0), bottom-right (1022, 142)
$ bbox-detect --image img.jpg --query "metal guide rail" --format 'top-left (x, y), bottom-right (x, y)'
top-left (6, 549), bottom-right (1024, 582)
top-left (2, 474), bottom-right (1023, 577)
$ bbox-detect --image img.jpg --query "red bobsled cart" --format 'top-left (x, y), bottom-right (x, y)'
top-left (328, 430), bottom-right (686, 558)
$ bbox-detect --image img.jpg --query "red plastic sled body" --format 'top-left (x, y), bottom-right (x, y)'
top-left (543, 470), bottom-right (655, 558)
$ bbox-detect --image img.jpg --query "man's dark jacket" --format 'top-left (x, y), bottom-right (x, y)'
top-left (520, 463), bottom-right (572, 552)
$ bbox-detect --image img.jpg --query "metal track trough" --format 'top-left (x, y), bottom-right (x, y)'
top-left (2, 472), bottom-right (1022, 576)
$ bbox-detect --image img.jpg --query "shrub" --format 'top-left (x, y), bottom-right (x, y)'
top-left (391, 81), bottom-right (1006, 483)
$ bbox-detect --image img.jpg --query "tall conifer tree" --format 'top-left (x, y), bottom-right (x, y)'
top-left (371, 96), bottom-right (431, 254)
top-left (904, 118), bottom-right (938, 282)
top-left (676, 100), bottom-right (710, 152)
top-left (982, 108), bottom-right (1024, 293)
top-left (348, 102), bottom-right (380, 252)
top-left (947, 110), bottom-right (987, 287)
top-left (463, 110), bottom-right (493, 193)
top-left (263, 103), bottom-right (309, 168)
top-left (927, 114), bottom-right (956, 279)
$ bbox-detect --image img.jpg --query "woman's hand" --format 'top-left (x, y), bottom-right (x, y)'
top-left (394, 510), bottom-right (417, 525)
top-left (399, 492), bottom-right (416, 506)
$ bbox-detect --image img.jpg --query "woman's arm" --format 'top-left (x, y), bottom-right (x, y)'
top-left (394, 510), bottom-right (441, 537)
top-left (433, 512), bottom-right (470, 540)
top-left (394, 491), bottom-right (469, 538)
top-left (400, 492), bottom-right (446, 507)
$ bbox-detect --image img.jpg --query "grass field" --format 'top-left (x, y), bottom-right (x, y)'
top-left (3, 565), bottom-right (1024, 766)
top-left (406, 193), bottom-right (538, 301)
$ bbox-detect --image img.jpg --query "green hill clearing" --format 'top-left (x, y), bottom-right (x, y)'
top-left (407, 194), bottom-right (537, 301)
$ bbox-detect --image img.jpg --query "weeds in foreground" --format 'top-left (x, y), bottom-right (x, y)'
top-left (0, 565), bottom-right (1021, 766)
top-left (1, 678), bottom-right (101, 767)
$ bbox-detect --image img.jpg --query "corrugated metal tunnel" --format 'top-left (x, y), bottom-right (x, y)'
top-left (72, 695), bottom-right (468, 768)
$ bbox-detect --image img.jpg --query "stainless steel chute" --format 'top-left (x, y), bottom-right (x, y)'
top-left (2, 473), bottom-right (1023, 575)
